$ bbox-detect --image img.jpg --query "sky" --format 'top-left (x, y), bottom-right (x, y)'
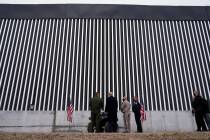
top-left (0, 0), bottom-right (210, 6)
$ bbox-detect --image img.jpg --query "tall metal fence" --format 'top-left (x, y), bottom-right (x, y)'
top-left (0, 19), bottom-right (209, 111)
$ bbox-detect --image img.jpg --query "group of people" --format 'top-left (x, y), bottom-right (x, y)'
top-left (89, 91), bottom-right (144, 133)
top-left (88, 90), bottom-right (210, 133)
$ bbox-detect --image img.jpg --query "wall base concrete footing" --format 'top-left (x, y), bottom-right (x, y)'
top-left (0, 111), bottom-right (197, 132)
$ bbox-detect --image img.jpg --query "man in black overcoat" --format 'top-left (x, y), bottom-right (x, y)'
top-left (192, 90), bottom-right (207, 131)
top-left (105, 92), bottom-right (118, 132)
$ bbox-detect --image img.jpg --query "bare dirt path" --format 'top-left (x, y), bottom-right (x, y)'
top-left (0, 132), bottom-right (210, 140)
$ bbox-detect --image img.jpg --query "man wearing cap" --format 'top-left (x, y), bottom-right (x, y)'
top-left (89, 92), bottom-right (103, 132)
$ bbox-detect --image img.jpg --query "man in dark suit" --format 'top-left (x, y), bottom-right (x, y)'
top-left (192, 90), bottom-right (207, 131)
top-left (132, 96), bottom-right (142, 132)
top-left (105, 92), bottom-right (118, 132)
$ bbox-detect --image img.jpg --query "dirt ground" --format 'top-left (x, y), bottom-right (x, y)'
top-left (0, 132), bottom-right (210, 140)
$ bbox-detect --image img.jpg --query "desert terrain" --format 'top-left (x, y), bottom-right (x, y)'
top-left (0, 132), bottom-right (210, 140)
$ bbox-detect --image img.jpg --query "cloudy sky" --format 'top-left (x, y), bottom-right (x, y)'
top-left (0, 0), bottom-right (210, 6)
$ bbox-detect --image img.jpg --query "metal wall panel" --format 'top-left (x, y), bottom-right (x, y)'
top-left (0, 19), bottom-right (209, 111)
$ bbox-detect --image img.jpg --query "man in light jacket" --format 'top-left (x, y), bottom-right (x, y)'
top-left (121, 96), bottom-right (131, 133)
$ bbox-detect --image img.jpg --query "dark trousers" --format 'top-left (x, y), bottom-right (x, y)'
top-left (204, 113), bottom-right (210, 131)
top-left (134, 114), bottom-right (142, 132)
top-left (105, 121), bottom-right (118, 132)
top-left (91, 112), bottom-right (100, 132)
top-left (195, 112), bottom-right (207, 131)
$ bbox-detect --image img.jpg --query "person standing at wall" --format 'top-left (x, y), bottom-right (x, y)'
top-left (132, 96), bottom-right (142, 132)
top-left (105, 92), bottom-right (118, 132)
top-left (121, 96), bottom-right (131, 133)
top-left (191, 90), bottom-right (207, 131)
top-left (202, 94), bottom-right (210, 131)
top-left (89, 91), bottom-right (103, 132)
